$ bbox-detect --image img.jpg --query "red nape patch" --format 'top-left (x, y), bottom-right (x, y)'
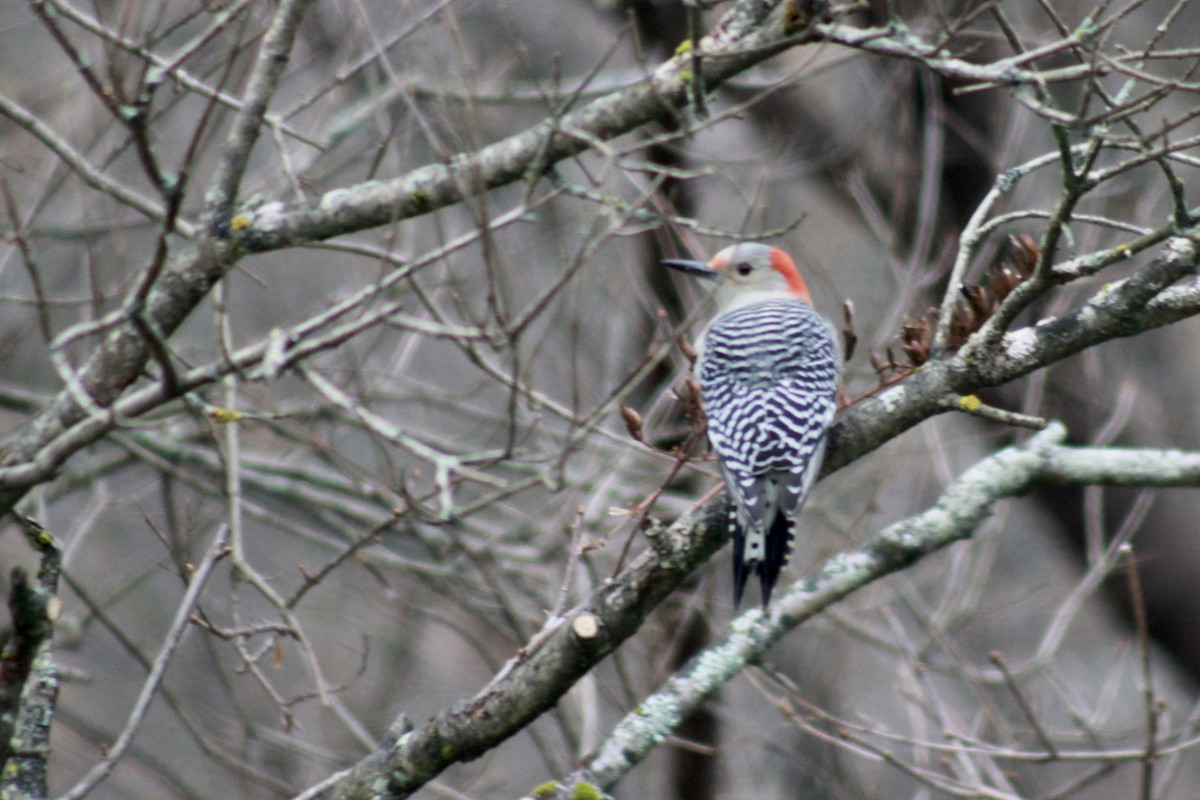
top-left (769, 248), bottom-right (811, 303)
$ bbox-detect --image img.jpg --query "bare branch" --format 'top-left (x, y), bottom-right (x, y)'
top-left (545, 423), bottom-right (1200, 797)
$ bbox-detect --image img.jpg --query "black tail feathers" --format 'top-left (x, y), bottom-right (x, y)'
top-left (731, 508), bottom-right (794, 609)
top-left (731, 517), bottom-right (749, 608)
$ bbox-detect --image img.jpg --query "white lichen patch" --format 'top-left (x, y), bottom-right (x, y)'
top-left (688, 636), bottom-right (751, 688)
top-left (1004, 327), bottom-right (1038, 361)
top-left (618, 693), bottom-right (680, 748)
top-left (322, 180), bottom-right (394, 212)
top-left (639, 692), bottom-right (681, 724)
top-left (879, 385), bottom-right (906, 412)
top-left (1166, 236), bottom-right (1196, 260)
top-left (242, 201), bottom-right (288, 232)
top-left (829, 550), bottom-right (875, 576)
top-left (918, 506), bottom-right (955, 535)
top-left (728, 611), bottom-right (763, 636)
top-left (319, 188), bottom-right (353, 210)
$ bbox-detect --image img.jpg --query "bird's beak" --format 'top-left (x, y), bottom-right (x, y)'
top-left (662, 258), bottom-right (720, 280)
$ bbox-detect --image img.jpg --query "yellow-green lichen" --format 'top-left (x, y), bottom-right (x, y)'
top-left (531, 780), bottom-right (560, 798)
top-left (410, 188), bottom-right (432, 213)
top-left (674, 39), bottom-right (693, 56)
top-left (958, 394), bottom-right (982, 412)
top-left (207, 407), bottom-right (244, 424)
top-left (572, 783), bottom-right (602, 800)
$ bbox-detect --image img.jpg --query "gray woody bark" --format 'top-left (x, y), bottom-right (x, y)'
top-left (0, 0), bottom-right (808, 513)
top-left (0, 519), bottom-right (62, 800)
top-left (542, 422), bottom-right (1200, 798)
top-left (3, 0), bottom-right (1200, 798)
top-left (0, 0), bottom-right (1096, 514)
top-left (307, 230), bottom-right (1200, 799)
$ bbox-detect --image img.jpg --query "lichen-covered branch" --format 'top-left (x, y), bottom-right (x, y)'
top-left (0, 517), bottom-right (62, 800)
top-left (541, 423), bottom-right (1200, 798)
top-left (0, 0), bottom-right (1118, 520)
top-left (311, 502), bottom-right (730, 800)
top-left (204, 0), bottom-right (317, 224)
top-left (302, 231), bottom-right (1200, 798)
top-left (0, 0), bottom-right (807, 518)
top-left (4, 5), bottom-right (1200, 798)
top-left (824, 235), bottom-right (1200, 476)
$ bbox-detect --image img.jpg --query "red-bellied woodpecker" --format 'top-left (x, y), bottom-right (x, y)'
top-left (664, 243), bottom-right (840, 608)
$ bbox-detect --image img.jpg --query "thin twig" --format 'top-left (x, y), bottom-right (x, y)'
top-left (1122, 544), bottom-right (1159, 800)
top-left (58, 525), bottom-right (231, 800)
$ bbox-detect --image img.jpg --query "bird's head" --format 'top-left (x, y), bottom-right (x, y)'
top-left (663, 242), bottom-right (811, 316)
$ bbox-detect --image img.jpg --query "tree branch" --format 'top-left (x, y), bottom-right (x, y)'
top-left (290, 230), bottom-right (1199, 799)
top-left (541, 423), bottom-right (1200, 798)
top-left (58, 525), bottom-right (230, 800)
top-left (0, 0), bottom-right (811, 517)
top-left (824, 234), bottom-right (1200, 475)
top-left (3, 0), bottom-right (1161, 518)
top-left (204, 0), bottom-right (317, 224)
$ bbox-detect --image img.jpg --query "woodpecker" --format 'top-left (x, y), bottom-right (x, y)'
top-left (664, 243), bottom-right (839, 608)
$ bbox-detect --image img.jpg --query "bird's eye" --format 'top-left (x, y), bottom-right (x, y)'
top-left (735, 262), bottom-right (753, 276)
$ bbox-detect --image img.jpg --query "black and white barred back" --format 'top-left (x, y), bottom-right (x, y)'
top-left (699, 299), bottom-right (840, 607)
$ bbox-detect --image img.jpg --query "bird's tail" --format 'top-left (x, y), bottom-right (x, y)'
top-left (759, 507), bottom-right (792, 607)
top-left (730, 505), bottom-right (794, 609)
top-left (731, 510), bottom-right (750, 608)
